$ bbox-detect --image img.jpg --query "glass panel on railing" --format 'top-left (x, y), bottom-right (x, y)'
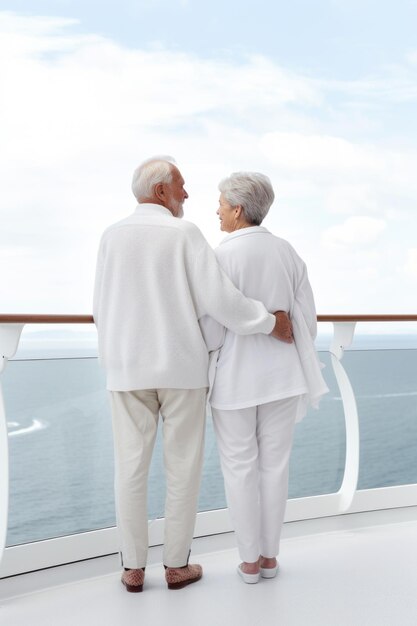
top-left (342, 342), bottom-right (417, 489)
top-left (8, 333), bottom-right (415, 544)
top-left (4, 357), bottom-right (116, 546)
top-left (289, 350), bottom-right (346, 498)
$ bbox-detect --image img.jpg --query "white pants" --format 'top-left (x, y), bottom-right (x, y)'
top-left (110, 388), bottom-right (207, 569)
top-left (212, 396), bottom-right (299, 563)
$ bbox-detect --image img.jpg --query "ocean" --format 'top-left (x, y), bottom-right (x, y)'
top-left (3, 334), bottom-right (417, 547)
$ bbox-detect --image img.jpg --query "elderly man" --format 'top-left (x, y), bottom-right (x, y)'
top-left (93, 156), bottom-right (292, 593)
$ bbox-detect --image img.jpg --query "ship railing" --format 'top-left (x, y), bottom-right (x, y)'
top-left (0, 313), bottom-right (416, 577)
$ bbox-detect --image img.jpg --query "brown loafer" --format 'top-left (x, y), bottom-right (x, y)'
top-left (165, 563), bottom-right (203, 590)
top-left (121, 568), bottom-right (145, 592)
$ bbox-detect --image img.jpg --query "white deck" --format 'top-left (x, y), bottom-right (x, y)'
top-left (1, 507), bottom-right (417, 626)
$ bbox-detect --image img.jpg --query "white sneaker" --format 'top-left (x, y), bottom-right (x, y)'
top-left (237, 564), bottom-right (260, 584)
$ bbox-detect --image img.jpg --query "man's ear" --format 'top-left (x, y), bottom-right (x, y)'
top-left (154, 182), bottom-right (165, 202)
top-left (235, 205), bottom-right (243, 218)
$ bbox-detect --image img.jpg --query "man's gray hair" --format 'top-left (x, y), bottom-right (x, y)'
top-left (218, 171), bottom-right (275, 225)
top-left (132, 155), bottom-right (176, 202)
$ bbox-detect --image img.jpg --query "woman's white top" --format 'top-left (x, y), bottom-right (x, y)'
top-left (201, 226), bottom-right (327, 415)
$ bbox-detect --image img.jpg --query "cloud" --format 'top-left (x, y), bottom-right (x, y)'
top-left (406, 50), bottom-right (417, 65)
top-left (404, 248), bottom-right (417, 279)
top-left (0, 11), bottom-right (416, 317)
top-left (261, 132), bottom-right (380, 173)
top-left (322, 184), bottom-right (378, 215)
top-left (260, 131), bottom-right (417, 187)
top-left (325, 51), bottom-right (417, 104)
top-left (0, 13), bottom-right (319, 137)
top-left (321, 216), bottom-right (387, 248)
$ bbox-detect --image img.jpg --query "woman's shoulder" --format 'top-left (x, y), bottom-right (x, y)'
top-left (269, 233), bottom-right (304, 261)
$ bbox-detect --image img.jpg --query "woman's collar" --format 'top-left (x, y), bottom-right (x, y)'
top-left (219, 225), bottom-right (269, 244)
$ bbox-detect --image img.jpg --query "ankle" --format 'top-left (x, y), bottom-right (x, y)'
top-left (124, 567), bottom-right (146, 572)
top-left (259, 556), bottom-right (277, 568)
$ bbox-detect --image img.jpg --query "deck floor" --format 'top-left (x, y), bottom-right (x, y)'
top-left (1, 508), bottom-right (417, 626)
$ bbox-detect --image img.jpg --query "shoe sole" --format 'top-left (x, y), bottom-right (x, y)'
top-left (260, 566), bottom-right (279, 579)
top-left (167, 573), bottom-right (202, 590)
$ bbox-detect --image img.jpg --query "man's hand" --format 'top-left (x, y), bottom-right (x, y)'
top-left (270, 310), bottom-right (293, 343)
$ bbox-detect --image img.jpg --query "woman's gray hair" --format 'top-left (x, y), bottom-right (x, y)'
top-left (218, 171), bottom-right (275, 225)
top-left (132, 155), bottom-right (176, 201)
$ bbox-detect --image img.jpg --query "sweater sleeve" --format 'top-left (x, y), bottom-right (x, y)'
top-left (199, 315), bottom-right (225, 352)
top-left (191, 237), bottom-right (276, 336)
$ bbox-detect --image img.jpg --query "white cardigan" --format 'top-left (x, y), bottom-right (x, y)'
top-left (200, 226), bottom-right (327, 415)
top-left (93, 205), bottom-right (276, 391)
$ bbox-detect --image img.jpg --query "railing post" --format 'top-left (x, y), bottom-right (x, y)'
top-left (330, 322), bottom-right (360, 512)
top-left (0, 324), bottom-right (24, 564)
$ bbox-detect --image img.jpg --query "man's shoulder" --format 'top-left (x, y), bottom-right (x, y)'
top-left (177, 218), bottom-right (205, 238)
top-left (152, 216), bottom-right (207, 247)
top-left (99, 214), bottom-right (134, 241)
top-left (99, 211), bottom-right (207, 249)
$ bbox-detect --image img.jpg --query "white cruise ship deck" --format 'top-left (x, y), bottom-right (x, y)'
top-left (2, 507), bottom-right (417, 626)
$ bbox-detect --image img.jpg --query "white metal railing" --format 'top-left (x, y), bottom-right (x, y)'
top-left (0, 313), bottom-right (416, 578)
top-left (0, 322), bottom-right (24, 570)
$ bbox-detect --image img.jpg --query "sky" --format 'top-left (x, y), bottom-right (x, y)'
top-left (1, 1), bottom-right (417, 328)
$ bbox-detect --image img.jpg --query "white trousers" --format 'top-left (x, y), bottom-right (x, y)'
top-left (110, 388), bottom-right (207, 569)
top-left (212, 396), bottom-right (299, 563)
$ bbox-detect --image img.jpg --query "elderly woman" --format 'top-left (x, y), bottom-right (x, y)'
top-left (201, 172), bottom-right (327, 584)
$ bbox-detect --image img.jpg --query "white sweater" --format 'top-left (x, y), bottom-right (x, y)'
top-left (200, 226), bottom-right (325, 412)
top-left (93, 205), bottom-right (276, 391)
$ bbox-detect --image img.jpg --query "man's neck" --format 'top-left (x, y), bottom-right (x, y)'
top-left (139, 197), bottom-right (174, 215)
